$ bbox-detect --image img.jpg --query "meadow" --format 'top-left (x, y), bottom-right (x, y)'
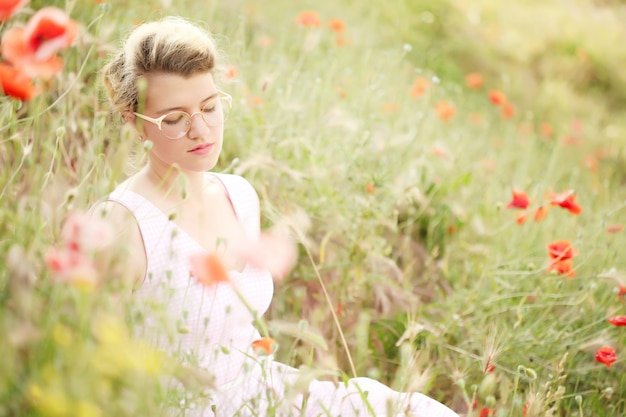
top-left (1, 0), bottom-right (626, 415)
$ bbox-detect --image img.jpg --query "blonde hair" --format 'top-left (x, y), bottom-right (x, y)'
top-left (102, 16), bottom-right (220, 112)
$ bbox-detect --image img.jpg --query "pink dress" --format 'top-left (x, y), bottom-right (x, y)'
top-left (107, 173), bottom-right (459, 417)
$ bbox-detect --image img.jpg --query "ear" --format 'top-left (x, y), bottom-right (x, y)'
top-left (121, 110), bottom-right (136, 124)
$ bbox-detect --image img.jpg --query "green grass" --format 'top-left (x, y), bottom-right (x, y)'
top-left (2, 0), bottom-right (626, 416)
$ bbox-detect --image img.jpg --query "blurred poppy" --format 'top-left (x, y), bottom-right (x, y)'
top-left (547, 259), bottom-right (575, 278)
top-left (607, 224), bottom-right (623, 234)
top-left (328, 18), bottom-right (345, 33)
top-left (583, 155), bottom-right (598, 172)
top-left (237, 232), bottom-right (297, 280)
top-left (0, 62), bottom-right (39, 100)
top-left (479, 408), bottom-right (494, 417)
top-left (251, 337), bottom-right (275, 355)
top-left (45, 247), bottom-right (99, 289)
top-left (365, 182), bottom-right (375, 194)
top-left (533, 205), bottom-right (548, 222)
top-left (619, 285), bottom-right (626, 300)
top-left (410, 76), bottom-right (430, 99)
top-left (608, 316), bottom-right (626, 326)
top-left (434, 101), bottom-right (456, 122)
top-left (1, 7), bottom-right (77, 79)
top-left (550, 190), bottom-right (582, 215)
top-left (257, 34), bottom-right (273, 47)
top-left (506, 189), bottom-right (530, 209)
top-left (0, 0), bottom-right (28, 21)
top-left (501, 102), bottom-right (515, 118)
top-left (189, 253), bottom-right (230, 286)
top-left (465, 72), bottom-right (483, 89)
top-left (540, 122), bottom-right (553, 138)
top-left (489, 90), bottom-right (506, 105)
top-left (223, 65), bottom-right (237, 81)
top-left (516, 211), bottom-right (527, 225)
top-left (296, 11), bottom-right (321, 28)
top-left (595, 346), bottom-right (617, 368)
top-left (547, 240), bottom-right (578, 260)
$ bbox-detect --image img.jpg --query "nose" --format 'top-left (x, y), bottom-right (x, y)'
top-left (187, 112), bottom-right (211, 139)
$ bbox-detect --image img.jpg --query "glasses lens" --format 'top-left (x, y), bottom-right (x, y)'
top-left (200, 98), bottom-right (230, 126)
top-left (161, 111), bottom-right (190, 139)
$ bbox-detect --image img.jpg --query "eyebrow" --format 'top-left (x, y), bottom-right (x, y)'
top-left (155, 92), bottom-right (219, 114)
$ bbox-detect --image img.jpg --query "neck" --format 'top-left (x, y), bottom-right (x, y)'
top-left (144, 160), bottom-right (206, 202)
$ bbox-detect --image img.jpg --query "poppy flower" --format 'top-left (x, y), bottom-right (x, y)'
top-left (550, 190), bottom-right (582, 215)
top-left (619, 285), bottom-right (626, 300)
top-left (365, 182), bottom-right (375, 194)
top-left (296, 11), bottom-right (321, 28)
top-left (533, 205), bottom-right (549, 222)
top-left (410, 76), bottom-right (430, 99)
top-left (1, 7), bottom-right (77, 79)
top-left (506, 189), bottom-right (530, 209)
top-left (479, 408), bottom-right (495, 417)
top-left (606, 224), bottom-right (623, 234)
top-left (488, 90), bottom-right (506, 105)
top-left (516, 211), bottom-right (527, 225)
top-left (501, 102), bottom-right (515, 118)
top-left (608, 316), bottom-right (626, 326)
top-left (540, 122), bottom-right (553, 138)
top-left (0, 62), bottom-right (39, 101)
top-left (251, 337), bottom-right (275, 355)
top-left (328, 18), bottom-right (346, 33)
top-left (45, 247), bottom-right (99, 289)
top-left (595, 346), bottom-right (617, 368)
top-left (189, 253), bottom-right (230, 286)
top-left (547, 259), bottom-right (575, 278)
top-left (0, 0), bottom-right (28, 22)
top-left (465, 72), bottom-right (483, 89)
top-left (547, 240), bottom-right (578, 260)
top-left (434, 101), bottom-right (456, 122)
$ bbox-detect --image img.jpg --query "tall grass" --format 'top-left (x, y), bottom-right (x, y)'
top-left (1, 0), bottom-right (625, 415)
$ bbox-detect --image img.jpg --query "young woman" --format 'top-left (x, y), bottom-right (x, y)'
top-left (96, 16), bottom-right (460, 417)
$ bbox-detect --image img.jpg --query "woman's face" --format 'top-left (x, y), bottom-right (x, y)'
top-left (137, 71), bottom-right (225, 173)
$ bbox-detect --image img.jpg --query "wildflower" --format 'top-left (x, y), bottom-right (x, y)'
top-left (434, 101), bottom-right (456, 122)
top-left (410, 76), bottom-right (430, 99)
top-left (479, 407), bottom-right (495, 417)
top-left (547, 240), bottom-right (578, 261)
top-left (506, 189), bottom-right (530, 209)
top-left (516, 211), bottom-right (527, 225)
top-left (251, 337), bottom-right (275, 355)
top-left (223, 65), bottom-right (237, 81)
top-left (540, 122), bottom-right (553, 138)
top-left (257, 34), bottom-right (272, 47)
top-left (432, 144), bottom-right (449, 158)
top-left (550, 190), bottom-right (582, 215)
top-left (189, 253), bottom-right (230, 286)
top-left (547, 259), bottom-right (575, 278)
top-left (365, 182), bottom-right (375, 194)
top-left (0, 62), bottom-right (39, 100)
top-left (606, 224), bottom-right (623, 234)
top-left (533, 205), bottom-right (548, 222)
top-left (488, 90), bottom-right (506, 105)
top-left (608, 316), bottom-right (626, 326)
top-left (583, 155), bottom-right (598, 172)
top-left (296, 11), bottom-right (321, 28)
top-left (465, 72), bottom-right (483, 89)
top-left (595, 346), bottom-right (617, 368)
top-left (501, 102), bottom-right (515, 118)
top-left (61, 211), bottom-right (114, 253)
top-left (1, 7), bottom-right (78, 79)
top-left (334, 34), bottom-right (348, 47)
top-left (0, 0), bottom-right (28, 22)
top-left (328, 18), bottom-right (345, 33)
top-left (45, 247), bottom-right (99, 289)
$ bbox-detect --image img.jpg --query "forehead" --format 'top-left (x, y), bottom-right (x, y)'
top-left (143, 71), bottom-right (216, 111)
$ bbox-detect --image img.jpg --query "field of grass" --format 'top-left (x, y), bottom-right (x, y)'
top-left (2, 0), bottom-right (626, 415)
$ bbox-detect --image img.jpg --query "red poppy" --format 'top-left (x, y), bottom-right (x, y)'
top-left (606, 224), bottom-right (623, 234)
top-left (251, 337), bottom-right (275, 355)
top-left (516, 211), bottom-right (527, 225)
top-left (0, 62), bottom-right (39, 100)
top-left (189, 253), bottom-right (230, 286)
top-left (465, 72), bottom-right (483, 89)
top-left (620, 285), bottom-right (626, 300)
top-left (550, 190), bottom-right (582, 215)
top-left (533, 205), bottom-right (549, 222)
top-left (608, 316), bottom-right (626, 326)
top-left (501, 102), bottom-right (515, 118)
top-left (296, 11), bottom-right (321, 28)
top-left (489, 90), bottom-right (506, 105)
top-left (547, 259), bottom-right (575, 278)
top-left (328, 18), bottom-right (345, 33)
top-left (365, 182), bottom-right (375, 194)
top-left (1, 7), bottom-right (77, 79)
top-left (479, 407), bottom-right (495, 417)
top-left (540, 122), bottom-right (553, 138)
top-left (410, 76), bottom-right (430, 99)
top-left (434, 101), bottom-right (456, 122)
top-left (0, 0), bottom-right (28, 22)
top-left (506, 189), bottom-right (530, 209)
top-left (595, 346), bottom-right (617, 368)
top-left (547, 240), bottom-right (578, 260)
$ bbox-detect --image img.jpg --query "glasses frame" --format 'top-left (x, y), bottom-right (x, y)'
top-left (133, 90), bottom-right (232, 140)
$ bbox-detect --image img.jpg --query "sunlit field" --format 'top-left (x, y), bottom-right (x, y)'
top-left (2, 0), bottom-right (626, 415)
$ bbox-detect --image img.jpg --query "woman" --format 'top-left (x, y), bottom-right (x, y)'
top-left (97, 16), bottom-right (460, 417)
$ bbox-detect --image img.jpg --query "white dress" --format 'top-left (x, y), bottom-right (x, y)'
top-left (107, 173), bottom-right (459, 417)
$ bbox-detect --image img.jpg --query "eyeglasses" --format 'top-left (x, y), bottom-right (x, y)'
top-left (133, 90), bottom-right (232, 139)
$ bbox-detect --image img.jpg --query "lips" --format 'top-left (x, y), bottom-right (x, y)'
top-left (188, 143), bottom-right (213, 155)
